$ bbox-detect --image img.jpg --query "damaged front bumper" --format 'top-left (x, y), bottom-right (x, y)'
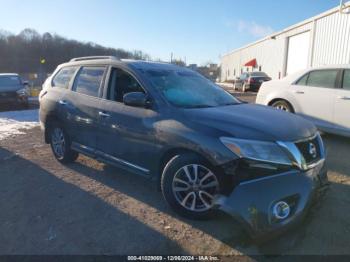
top-left (215, 160), bottom-right (329, 241)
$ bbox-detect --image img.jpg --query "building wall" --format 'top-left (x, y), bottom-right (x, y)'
top-left (221, 5), bottom-right (350, 82)
top-left (312, 11), bottom-right (350, 66)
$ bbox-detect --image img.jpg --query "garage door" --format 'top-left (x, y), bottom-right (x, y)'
top-left (286, 31), bottom-right (310, 75)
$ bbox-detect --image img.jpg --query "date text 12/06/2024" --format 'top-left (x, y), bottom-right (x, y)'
top-left (127, 256), bottom-right (220, 261)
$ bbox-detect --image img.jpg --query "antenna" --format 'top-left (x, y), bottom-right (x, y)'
top-left (339, 0), bottom-right (350, 14)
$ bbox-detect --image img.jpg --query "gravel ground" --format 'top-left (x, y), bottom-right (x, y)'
top-left (0, 93), bottom-right (349, 257)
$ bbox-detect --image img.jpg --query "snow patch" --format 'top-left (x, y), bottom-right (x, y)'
top-left (0, 109), bottom-right (39, 141)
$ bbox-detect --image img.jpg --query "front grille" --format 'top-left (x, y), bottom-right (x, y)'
top-left (295, 136), bottom-right (321, 164)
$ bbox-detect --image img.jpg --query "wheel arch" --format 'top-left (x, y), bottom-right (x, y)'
top-left (268, 98), bottom-right (295, 113)
top-left (155, 147), bottom-right (220, 189)
top-left (43, 114), bottom-right (61, 143)
top-left (158, 148), bottom-right (211, 175)
top-left (157, 147), bottom-right (234, 196)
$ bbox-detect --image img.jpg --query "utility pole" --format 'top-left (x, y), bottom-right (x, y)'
top-left (170, 52), bottom-right (173, 63)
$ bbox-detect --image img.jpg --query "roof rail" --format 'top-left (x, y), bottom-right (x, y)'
top-left (69, 56), bottom-right (119, 62)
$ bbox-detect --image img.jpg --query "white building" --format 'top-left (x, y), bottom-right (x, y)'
top-left (220, 2), bottom-right (350, 81)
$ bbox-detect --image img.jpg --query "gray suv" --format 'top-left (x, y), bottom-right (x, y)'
top-left (39, 56), bottom-right (329, 241)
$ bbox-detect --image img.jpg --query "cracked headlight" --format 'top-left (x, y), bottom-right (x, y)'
top-left (220, 137), bottom-right (292, 166)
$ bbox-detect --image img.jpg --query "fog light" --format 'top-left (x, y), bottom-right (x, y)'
top-left (272, 201), bottom-right (290, 220)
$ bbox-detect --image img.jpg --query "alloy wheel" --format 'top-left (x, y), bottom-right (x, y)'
top-left (274, 103), bottom-right (290, 112)
top-left (172, 164), bottom-right (219, 212)
top-left (51, 127), bottom-right (65, 158)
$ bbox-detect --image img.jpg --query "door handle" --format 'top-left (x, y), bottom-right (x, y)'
top-left (338, 96), bottom-right (350, 100)
top-left (59, 100), bottom-right (68, 105)
top-left (99, 111), bottom-right (110, 118)
top-left (294, 91), bottom-right (305, 94)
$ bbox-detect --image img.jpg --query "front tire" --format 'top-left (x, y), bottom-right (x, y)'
top-left (49, 122), bottom-right (79, 163)
top-left (271, 100), bottom-right (294, 113)
top-left (161, 154), bottom-right (221, 220)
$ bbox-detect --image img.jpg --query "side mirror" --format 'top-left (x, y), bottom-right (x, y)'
top-left (22, 80), bottom-right (29, 86)
top-left (123, 92), bottom-right (150, 108)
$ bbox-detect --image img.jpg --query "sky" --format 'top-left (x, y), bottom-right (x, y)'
top-left (0, 0), bottom-right (342, 64)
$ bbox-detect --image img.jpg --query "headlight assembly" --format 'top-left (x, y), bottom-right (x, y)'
top-left (16, 88), bottom-right (28, 96)
top-left (220, 137), bottom-right (293, 166)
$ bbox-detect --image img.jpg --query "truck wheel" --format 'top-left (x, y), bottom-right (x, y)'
top-left (49, 122), bottom-right (79, 163)
top-left (161, 154), bottom-right (221, 220)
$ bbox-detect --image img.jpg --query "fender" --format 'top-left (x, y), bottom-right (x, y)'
top-left (264, 90), bottom-right (303, 113)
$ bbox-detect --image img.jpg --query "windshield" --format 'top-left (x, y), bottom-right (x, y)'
top-left (250, 72), bottom-right (268, 77)
top-left (0, 75), bottom-right (21, 87)
top-left (144, 69), bottom-right (240, 108)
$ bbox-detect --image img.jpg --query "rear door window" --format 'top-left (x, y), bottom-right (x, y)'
top-left (72, 66), bottom-right (106, 97)
top-left (52, 66), bottom-right (78, 89)
top-left (306, 70), bottom-right (338, 88)
top-left (342, 70), bottom-right (350, 90)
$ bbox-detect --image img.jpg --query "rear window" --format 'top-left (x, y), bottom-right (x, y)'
top-left (250, 72), bottom-right (268, 77)
top-left (52, 67), bottom-right (78, 89)
top-left (0, 75), bottom-right (21, 87)
top-left (72, 67), bottom-right (105, 97)
top-left (240, 73), bottom-right (248, 79)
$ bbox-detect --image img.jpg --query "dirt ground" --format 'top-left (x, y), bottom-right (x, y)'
top-left (0, 93), bottom-right (350, 257)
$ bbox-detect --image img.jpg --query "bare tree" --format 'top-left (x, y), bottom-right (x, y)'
top-left (0, 28), bottom-right (151, 74)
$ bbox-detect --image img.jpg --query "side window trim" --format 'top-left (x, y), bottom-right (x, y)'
top-left (335, 69), bottom-right (343, 89)
top-left (51, 69), bottom-right (59, 87)
top-left (51, 68), bottom-right (63, 87)
top-left (68, 66), bottom-right (81, 90)
top-left (71, 65), bottom-right (108, 99)
top-left (102, 65), bottom-right (113, 99)
top-left (338, 69), bottom-right (350, 90)
top-left (51, 66), bottom-right (78, 89)
top-left (105, 66), bottom-right (148, 104)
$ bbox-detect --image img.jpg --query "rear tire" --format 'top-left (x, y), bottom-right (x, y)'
top-left (49, 121), bottom-right (79, 164)
top-left (271, 100), bottom-right (294, 113)
top-left (161, 153), bottom-right (221, 220)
